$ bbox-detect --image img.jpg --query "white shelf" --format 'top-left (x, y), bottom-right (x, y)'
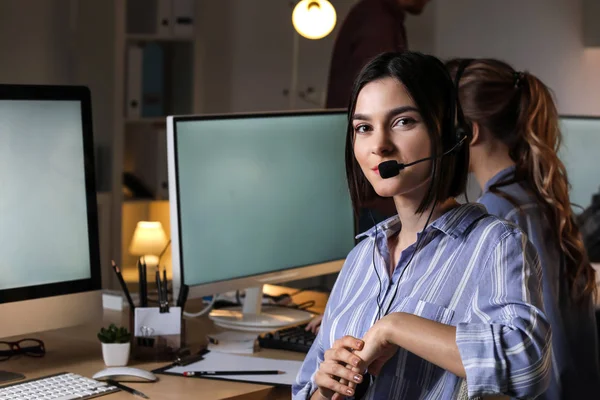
top-left (126, 34), bottom-right (195, 42)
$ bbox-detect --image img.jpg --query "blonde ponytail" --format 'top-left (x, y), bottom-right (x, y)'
top-left (515, 74), bottom-right (596, 303)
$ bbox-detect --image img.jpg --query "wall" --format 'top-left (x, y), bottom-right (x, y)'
top-left (0, 0), bottom-right (116, 191)
top-left (197, 0), bottom-right (360, 114)
top-left (405, 2), bottom-right (436, 54)
top-left (433, 0), bottom-right (600, 116)
top-left (0, 0), bottom-right (73, 85)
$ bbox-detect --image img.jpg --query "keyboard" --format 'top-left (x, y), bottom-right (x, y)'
top-left (258, 324), bottom-right (316, 353)
top-left (0, 372), bottom-right (119, 400)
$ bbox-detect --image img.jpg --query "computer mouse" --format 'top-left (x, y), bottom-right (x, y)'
top-left (92, 367), bottom-right (158, 382)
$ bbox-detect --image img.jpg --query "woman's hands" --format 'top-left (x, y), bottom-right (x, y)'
top-left (313, 316), bottom-right (402, 399)
top-left (352, 318), bottom-right (397, 377)
top-left (313, 336), bottom-right (365, 399)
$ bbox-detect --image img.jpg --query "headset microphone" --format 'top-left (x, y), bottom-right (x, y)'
top-left (379, 156), bottom-right (433, 179)
top-left (378, 135), bottom-right (467, 179)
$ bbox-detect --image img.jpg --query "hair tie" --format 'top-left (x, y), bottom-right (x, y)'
top-left (513, 71), bottom-right (525, 88)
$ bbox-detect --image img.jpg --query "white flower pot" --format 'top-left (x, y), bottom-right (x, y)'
top-left (101, 342), bottom-right (130, 367)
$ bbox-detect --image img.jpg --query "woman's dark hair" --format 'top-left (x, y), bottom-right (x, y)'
top-left (447, 57), bottom-right (596, 303)
top-left (345, 51), bottom-right (469, 217)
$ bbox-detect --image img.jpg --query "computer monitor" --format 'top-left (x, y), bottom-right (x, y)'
top-left (0, 85), bottom-right (102, 342)
top-left (559, 116), bottom-right (600, 211)
top-left (167, 110), bottom-right (354, 330)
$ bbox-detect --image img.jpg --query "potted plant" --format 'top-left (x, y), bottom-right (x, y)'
top-left (98, 323), bottom-right (131, 367)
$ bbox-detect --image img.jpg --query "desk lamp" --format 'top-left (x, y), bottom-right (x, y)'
top-left (129, 221), bottom-right (168, 269)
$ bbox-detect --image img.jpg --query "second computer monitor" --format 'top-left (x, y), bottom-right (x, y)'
top-left (167, 111), bottom-right (354, 328)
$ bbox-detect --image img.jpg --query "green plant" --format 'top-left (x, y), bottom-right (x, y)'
top-left (97, 323), bottom-right (131, 344)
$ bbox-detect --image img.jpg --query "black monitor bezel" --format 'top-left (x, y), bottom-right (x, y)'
top-left (170, 109), bottom-right (353, 289)
top-left (0, 84), bottom-right (102, 303)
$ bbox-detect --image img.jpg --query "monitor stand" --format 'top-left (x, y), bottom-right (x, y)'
top-left (0, 370), bottom-right (25, 384)
top-left (208, 286), bottom-right (314, 332)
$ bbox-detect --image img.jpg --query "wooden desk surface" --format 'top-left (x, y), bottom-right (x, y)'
top-left (1, 286), bottom-right (327, 400)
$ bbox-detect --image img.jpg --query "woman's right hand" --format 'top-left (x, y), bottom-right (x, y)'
top-left (313, 336), bottom-right (365, 399)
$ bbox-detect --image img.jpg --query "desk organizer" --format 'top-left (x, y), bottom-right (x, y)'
top-left (129, 306), bottom-right (185, 362)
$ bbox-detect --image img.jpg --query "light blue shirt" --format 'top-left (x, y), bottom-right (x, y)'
top-left (479, 166), bottom-right (600, 399)
top-left (293, 203), bottom-right (551, 399)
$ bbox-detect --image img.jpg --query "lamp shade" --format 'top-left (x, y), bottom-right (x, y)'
top-left (129, 221), bottom-right (168, 257)
top-left (292, 0), bottom-right (337, 40)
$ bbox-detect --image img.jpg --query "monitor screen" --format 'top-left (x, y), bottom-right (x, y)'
top-left (559, 116), bottom-right (600, 211)
top-left (0, 85), bottom-right (101, 306)
top-left (0, 99), bottom-right (91, 291)
top-left (170, 111), bottom-right (354, 288)
top-left (0, 85), bottom-right (101, 339)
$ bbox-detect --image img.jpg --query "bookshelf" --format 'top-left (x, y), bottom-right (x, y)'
top-left (112, 0), bottom-right (203, 277)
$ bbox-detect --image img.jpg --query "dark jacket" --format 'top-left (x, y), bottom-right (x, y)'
top-left (325, 0), bottom-right (407, 109)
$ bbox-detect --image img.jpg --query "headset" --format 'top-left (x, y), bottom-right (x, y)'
top-left (369, 58), bottom-right (474, 321)
top-left (377, 59), bottom-right (473, 179)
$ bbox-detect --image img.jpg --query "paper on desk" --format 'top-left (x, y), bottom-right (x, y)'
top-left (207, 331), bottom-right (258, 354)
top-left (165, 351), bottom-right (303, 386)
top-left (134, 307), bottom-right (181, 336)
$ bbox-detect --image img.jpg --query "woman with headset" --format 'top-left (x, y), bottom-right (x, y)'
top-left (447, 58), bottom-right (600, 399)
top-left (292, 51), bottom-right (551, 400)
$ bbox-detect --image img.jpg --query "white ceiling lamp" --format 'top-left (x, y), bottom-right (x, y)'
top-left (292, 0), bottom-right (337, 40)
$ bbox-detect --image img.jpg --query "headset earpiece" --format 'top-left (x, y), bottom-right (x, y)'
top-left (455, 127), bottom-right (467, 145)
top-left (450, 59), bottom-right (475, 152)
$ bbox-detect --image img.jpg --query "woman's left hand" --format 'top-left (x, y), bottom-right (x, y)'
top-left (353, 317), bottom-right (398, 376)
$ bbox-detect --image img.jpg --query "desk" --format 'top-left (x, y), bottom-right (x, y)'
top-left (1, 286), bottom-right (327, 400)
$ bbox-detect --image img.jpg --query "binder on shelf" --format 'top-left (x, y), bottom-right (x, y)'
top-left (172, 0), bottom-right (194, 37)
top-left (141, 43), bottom-right (165, 117)
top-left (126, 44), bottom-right (143, 119)
top-left (156, 0), bottom-right (172, 36)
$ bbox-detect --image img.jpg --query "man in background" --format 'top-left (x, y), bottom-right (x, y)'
top-left (325, 0), bottom-right (430, 109)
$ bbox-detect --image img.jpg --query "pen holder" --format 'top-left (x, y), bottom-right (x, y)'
top-left (129, 307), bottom-right (185, 362)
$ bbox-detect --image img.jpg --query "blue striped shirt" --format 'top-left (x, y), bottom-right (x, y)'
top-left (479, 167), bottom-right (600, 399)
top-left (293, 203), bottom-right (551, 399)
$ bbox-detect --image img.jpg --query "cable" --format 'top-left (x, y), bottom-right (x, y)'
top-left (182, 294), bottom-right (217, 318)
top-left (157, 239), bottom-right (171, 266)
top-left (381, 198), bottom-right (437, 318)
top-left (368, 210), bottom-right (385, 321)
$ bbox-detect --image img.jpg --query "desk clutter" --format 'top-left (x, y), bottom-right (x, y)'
top-left (111, 260), bottom-right (185, 362)
top-left (153, 350), bottom-right (303, 386)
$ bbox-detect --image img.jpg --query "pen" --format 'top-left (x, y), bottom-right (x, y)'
top-left (155, 268), bottom-right (164, 312)
top-left (106, 379), bottom-right (150, 399)
top-left (139, 259), bottom-right (148, 308)
top-left (183, 370), bottom-right (283, 376)
top-left (111, 260), bottom-right (135, 310)
top-left (162, 268), bottom-right (169, 312)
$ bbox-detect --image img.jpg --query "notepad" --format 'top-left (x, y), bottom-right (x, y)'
top-left (164, 351), bottom-right (303, 386)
